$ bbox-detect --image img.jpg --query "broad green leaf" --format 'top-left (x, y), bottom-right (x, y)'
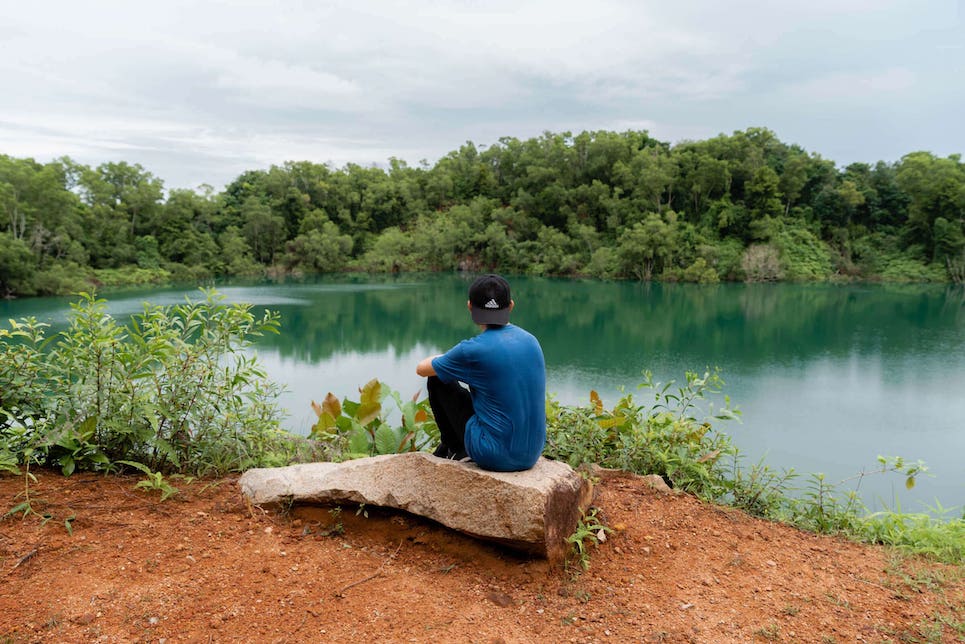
top-left (356, 402), bottom-right (381, 426)
top-left (348, 428), bottom-right (371, 455)
top-left (356, 380), bottom-right (382, 425)
top-left (597, 415), bottom-right (626, 430)
top-left (309, 417), bottom-right (336, 440)
top-left (116, 460), bottom-right (153, 475)
top-left (78, 416), bottom-right (98, 441)
top-left (342, 399), bottom-right (360, 417)
top-left (315, 411), bottom-right (338, 434)
top-left (359, 379), bottom-right (381, 406)
top-left (335, 415), bottom-right (354, 433)
top-left (59, 455), bottom-right (76, 476)
top-left (401, 400), bottom-right (417, 429)
top-left (374, 424), bottom-right (399, 455)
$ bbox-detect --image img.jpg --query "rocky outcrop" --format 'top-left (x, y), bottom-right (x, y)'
top-left (239, 453), bottom-right (594, 562)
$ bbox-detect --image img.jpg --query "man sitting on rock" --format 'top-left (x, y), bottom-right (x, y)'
top-left (416, 274), bottom-right (546, 472)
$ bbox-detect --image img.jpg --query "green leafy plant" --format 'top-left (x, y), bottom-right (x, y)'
top-left (2, 456), bottom-right (40, 520)
top-left (546, 369), bottom-right (963, 564)
top-left (565, 507), bottom-right (612, 572)
top-left (0, 317), bottom-right (50, 422)
top-left (545, 368), bottom-right (740, 497)
top-left (46, 416), bottom-right (110, 476)
top-left (0, 289), bottom-right (286, 477)
top-left (0, 448), bottom-right (18, 476)
top-left (310, 506), bottom-right (345, 537)
top-left (117, 460), bottom-right (179, 501)
top-left (309, 379), bottom-right (438, 459)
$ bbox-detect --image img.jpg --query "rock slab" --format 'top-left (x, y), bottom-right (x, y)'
top-left (239, 453), bottom-right (594, 561)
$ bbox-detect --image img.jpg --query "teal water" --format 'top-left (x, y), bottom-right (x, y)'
top-left (3, 275), bottom-right (964, 514)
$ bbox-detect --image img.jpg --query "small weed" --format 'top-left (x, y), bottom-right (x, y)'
top-left (117, 461), bottom-right (179, 501)
top-left (780, 604), bottom-right (800, 616)
top-left (909, 619), bottom-right (944, 642)
top-left (727, 554), bottom-right (746, 568)
top-left (314, 507), bottom-right (344, 537)
top-left (277, 495), bottom-right (295, 517)
top-left (884, 556), bottom-right (965, 643)
top-left (565, 507), bottom-right (612, 572)
top-left (930, 600), bottom-right (965, 638)
top-left (824, 593), bottom-right (852, 610)
top-left (3, 461), bottom-right (40, 520)
top-left (753, 622), bottom-right (780, 640)
top-left (199, 479), bottom-right (226, 494)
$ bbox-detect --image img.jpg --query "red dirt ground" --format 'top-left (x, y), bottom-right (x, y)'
top-left (1, 468), bottom-right (962, 643)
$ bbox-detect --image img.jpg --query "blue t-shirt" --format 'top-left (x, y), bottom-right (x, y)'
top-left (431, 324), bottom-right (546, 471)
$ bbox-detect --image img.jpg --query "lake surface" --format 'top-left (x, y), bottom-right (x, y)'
top-left (3, 275), bottom-right (964, 514)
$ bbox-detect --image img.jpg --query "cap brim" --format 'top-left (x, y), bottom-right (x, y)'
top-left (471, 307), bottom-right (511, 325)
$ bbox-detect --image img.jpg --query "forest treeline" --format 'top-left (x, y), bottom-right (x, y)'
top-left (2, 127), bottom-right (964, 297)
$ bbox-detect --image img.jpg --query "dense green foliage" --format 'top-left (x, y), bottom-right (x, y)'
top-left (544, 371), bottom-right (964, 564)
top-left (0, 290), bottom-right (317, 478)
top-left (3, 128), bottom-right (964, 297)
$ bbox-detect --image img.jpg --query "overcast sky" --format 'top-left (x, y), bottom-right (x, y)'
top-left (2, 1), bottom-right (963, 191)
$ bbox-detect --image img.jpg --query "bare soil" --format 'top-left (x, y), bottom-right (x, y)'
top-left (1, 468), bottom-right (962, 643)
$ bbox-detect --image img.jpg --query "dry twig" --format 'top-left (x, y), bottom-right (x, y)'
top-left (6, 547), bottom-right (38, 574)
top-left (335, 540), bottom-right (403, 598)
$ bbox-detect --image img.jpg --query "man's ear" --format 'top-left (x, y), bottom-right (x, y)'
top-left (466, 300), bottom-right (472, 312)
top-left (509, 300), bottom-right (515, 312)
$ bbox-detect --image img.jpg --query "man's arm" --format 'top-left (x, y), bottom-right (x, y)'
top-left (416, 355), bottom-right (441, 377)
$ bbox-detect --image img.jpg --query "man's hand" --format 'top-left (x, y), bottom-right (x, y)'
top-left (416, 355), bottom-right (441, 377)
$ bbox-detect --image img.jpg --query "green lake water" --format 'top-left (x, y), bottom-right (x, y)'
top-left (3, 274), bottom-right (963, 514)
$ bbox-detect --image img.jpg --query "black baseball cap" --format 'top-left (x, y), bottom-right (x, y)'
top-left (468, 274), bottom-right (512, 325)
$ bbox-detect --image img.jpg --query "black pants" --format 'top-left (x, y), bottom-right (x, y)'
top-left (426, 376), bottom-right (473, 459)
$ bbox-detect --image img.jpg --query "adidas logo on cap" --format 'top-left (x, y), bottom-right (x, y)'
top-left (484, 298), bottom-right (500, 309)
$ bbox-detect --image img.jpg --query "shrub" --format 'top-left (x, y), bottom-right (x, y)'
top-left (91, 266), bottom-right (173, 288)
top-left (741, 244), bottom-right (783, 282)
top-left (583, 247), bottom-right (619, 279)
top-left (776, 227), bottom-right (833, 281)
top-left (543, 371), bottom-right (962, 563)
top-left (308, 379), bottom-right (438, 460)
top-left (545, 370), bottom-right (740, 498)
top-left (0, 289), bottom-right (289, 476)
top-left (879, 257), bottom-right (948, 283)
top-left (677, 257), bottom-right (720, 283)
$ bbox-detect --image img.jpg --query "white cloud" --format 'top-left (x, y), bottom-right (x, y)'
top-left (783, 67), bottom-right (917, 102)
top-left (1, 0), bottom-right (962, 187)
